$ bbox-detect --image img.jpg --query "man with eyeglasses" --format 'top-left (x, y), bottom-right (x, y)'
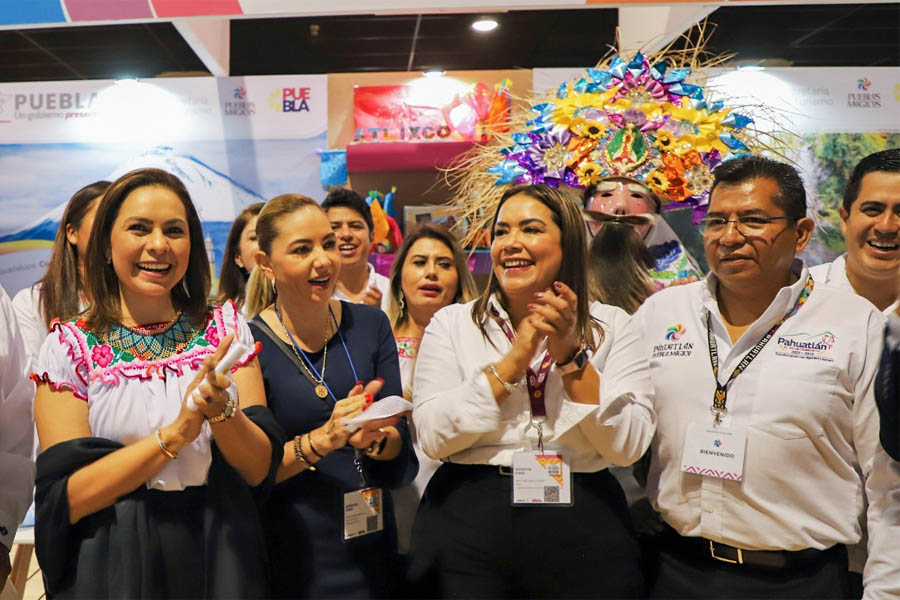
top-left (633, 155), bottom-right (900, 598)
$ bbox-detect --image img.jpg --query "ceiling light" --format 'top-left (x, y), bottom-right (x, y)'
top-left (737, 65), bottom-right (765, 72)
top-left (472, 18), bottom-right (498, 33)
top-left (423, 69), bottom-right (446, 78)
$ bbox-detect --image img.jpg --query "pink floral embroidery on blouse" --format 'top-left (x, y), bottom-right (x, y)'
top-left (91, 344), bottom-right (114, 368)
top-left (204, 324), bottom-right (220, 346)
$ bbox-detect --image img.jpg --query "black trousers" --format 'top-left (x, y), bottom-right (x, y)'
top-left (407, 462), bottom-right (644, 599)
top-left (650, 537), bottom-right (850, 599)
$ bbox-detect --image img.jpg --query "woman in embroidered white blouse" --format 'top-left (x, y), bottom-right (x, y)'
top-left (407, 184), bottom-right (656, 598)
top-left (385, 224), bottom-right (477, 556)
top-left (30, 168), bottom-right (281, 598)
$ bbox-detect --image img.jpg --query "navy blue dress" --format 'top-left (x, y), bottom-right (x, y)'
top-left (250, 302), bottom-right (417, 599)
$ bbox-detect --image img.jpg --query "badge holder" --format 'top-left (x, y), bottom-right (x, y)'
top-left (680, 408), bottom-right (747, 482)
top-left (512, 418), bottom-right (573, 506)
top-left (343, 455), bottom-right (384, 541)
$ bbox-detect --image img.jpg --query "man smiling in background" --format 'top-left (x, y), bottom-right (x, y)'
top-left (810, 149), bottom-right (900, 313)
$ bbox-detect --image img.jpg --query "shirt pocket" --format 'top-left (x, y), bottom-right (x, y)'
top-left (748, 364), bottom-right (839, 438)
top-left (742, 366), bottom-right (848, 506)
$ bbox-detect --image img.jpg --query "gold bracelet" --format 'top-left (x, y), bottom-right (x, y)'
top-left (155, 428), bottom-right (178, 460)
top-left (293, 436), bottom-right (317, 471)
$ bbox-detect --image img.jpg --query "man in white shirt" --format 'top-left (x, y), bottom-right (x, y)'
top-left (322, 188), bottom-right (390, 311)
top-left (810, 149), bottom-right (900, 313)
top-left (634, 156), bottom-right (900, 598)
top-left (0, 285), bottom-right (35, 589)
top-left (809, 149), bottom-right (900, 594)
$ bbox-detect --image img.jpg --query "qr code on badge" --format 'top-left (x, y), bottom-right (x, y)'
top-left (366, 515), bottom-right (379, 532)
top-left (543, 486), bottom-right (560, 502)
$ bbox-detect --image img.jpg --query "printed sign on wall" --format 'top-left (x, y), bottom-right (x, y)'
top-left (352, 80), bottom-right (510, 143)
top-left (0, 74), bottom-right (327, 295)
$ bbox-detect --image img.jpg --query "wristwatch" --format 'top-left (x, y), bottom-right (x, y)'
top-left (555, 347), bottom-right (590, 376)
top-left (207, 390), bottom-right (238, 424)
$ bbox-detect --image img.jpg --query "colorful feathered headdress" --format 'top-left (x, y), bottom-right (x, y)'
top-left (447, 27), bottom-right (788, 244)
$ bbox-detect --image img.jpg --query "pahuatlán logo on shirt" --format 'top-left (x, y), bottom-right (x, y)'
top-left (652, 323), bottom-right (694, 359)
top-left (775, 330), bottom-right (836, 362)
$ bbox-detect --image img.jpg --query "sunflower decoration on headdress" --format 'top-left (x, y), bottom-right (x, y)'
top-left (447, 29), bottom-right (780, 246)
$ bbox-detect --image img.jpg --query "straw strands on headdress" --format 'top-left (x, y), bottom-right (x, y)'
top-left (443, 22), bottom-right (798, 246)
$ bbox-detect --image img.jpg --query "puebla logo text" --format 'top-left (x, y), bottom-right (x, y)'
top-left (268, 87), bottom-right (312, 113)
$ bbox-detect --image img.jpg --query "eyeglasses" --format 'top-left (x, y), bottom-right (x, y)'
top-left (700, 215), bottom-right (794, 236)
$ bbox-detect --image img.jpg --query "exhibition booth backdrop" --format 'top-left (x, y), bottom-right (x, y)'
top-left (0, 74), bottom-right (327, 295)
top-left (0, 65), bottom-right (897, 294)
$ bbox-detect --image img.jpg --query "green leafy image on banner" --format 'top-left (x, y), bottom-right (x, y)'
top-left (801, 132), bottom-right (900, 264)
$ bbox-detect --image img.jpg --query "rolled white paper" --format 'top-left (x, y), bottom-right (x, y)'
top-left (186, 339), bottom-right (251, 412)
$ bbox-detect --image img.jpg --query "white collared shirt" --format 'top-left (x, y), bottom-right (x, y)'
top-left (412, 298), bottom-right (656, 472)
top-left (0, 285), bottom-right (35, 549)
top-left (12, 283), bottom-right (90, 361)
top-left (809, 253), bottom-right (900, 315)
top-left (634, 260), bottom-right (900, 599)
top-left (332, 263), bottom-right (390, 312)
top-left (12, 283), bottom-right (48, 361)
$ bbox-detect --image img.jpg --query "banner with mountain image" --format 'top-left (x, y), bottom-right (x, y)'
top-left (0, 75), bottom-right (327, 295)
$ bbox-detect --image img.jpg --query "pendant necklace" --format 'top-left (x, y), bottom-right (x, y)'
top-left (274, 303), bottom-right (331, 399)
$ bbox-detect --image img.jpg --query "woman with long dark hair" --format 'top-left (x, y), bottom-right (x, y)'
top-left (588, 222), bottom-right (655, 314)
top-left (13, 181), bottom-right (110, 359)
top-left (384, 224), bottom-right (477, 555)
top-left (408, 184), bottom-right (655, 598)
top-left (216, 202), bottom-right (264, 309)
top-left (31, 168), bottom-right (281, 598)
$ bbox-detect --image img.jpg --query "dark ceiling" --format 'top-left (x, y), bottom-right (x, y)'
top-left (0, 22), bottom-right (206, 81)
top-left (0, 3), bottom-right (897, 82)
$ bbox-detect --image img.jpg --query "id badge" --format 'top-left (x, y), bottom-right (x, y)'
top-left (343, 487), bottom-right (384, 541)
top-left (681, 422), bottom-right (747, 481)
top-left (512, 451), bottom-right (573, 506)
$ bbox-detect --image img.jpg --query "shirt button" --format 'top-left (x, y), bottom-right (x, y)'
top-left (703, 505), bottom-right (716, 513)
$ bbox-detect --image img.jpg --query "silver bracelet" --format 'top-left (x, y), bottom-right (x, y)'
top-left (486, 363), bottom-right (524, 393)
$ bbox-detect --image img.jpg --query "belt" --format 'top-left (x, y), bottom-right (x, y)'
top-left (662, 527), bottom-right (843, 570)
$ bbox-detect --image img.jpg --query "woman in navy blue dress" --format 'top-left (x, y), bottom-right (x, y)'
top-left (245, 194), bottom-right (417, 599)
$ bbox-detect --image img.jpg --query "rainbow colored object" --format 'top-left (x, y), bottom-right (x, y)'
top-left (488, 52), bottom-right (754, 212)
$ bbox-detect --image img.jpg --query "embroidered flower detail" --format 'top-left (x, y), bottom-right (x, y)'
top-left (204, 325), bottom-right (220, 346)
top-left (91, 344), bottom-right (114, 368)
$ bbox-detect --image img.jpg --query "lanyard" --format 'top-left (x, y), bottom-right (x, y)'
top-left (706, 275), bottom-right (814, 426)
top-left (275, 304), bottom-right (360, 404)
top-left (490, 303), bottom-right (555, 451)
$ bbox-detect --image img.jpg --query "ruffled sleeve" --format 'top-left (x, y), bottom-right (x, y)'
top-left (211, 300), bottom-right (261, 372)
top-left (31, 320), bottom-right (90, 401)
